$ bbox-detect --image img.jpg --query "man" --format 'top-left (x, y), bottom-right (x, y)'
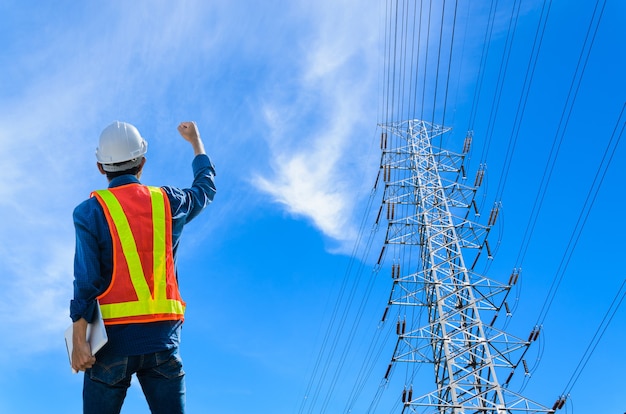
top-left (70, 121), bottom-right (216, 414)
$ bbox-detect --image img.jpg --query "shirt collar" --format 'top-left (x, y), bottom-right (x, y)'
top-left (108, 175), bottom-right (141, 188)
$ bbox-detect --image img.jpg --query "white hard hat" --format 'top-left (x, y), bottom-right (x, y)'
top-left (96, 121), bottom-right (148, 165)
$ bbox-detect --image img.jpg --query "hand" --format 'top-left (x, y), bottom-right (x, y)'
top-left (177, 121), bottom-right (199, 142)
top-left (71, 318), bottom-right (96, 372)
top-left (72, 341), bottom-right (96, 372)
top-left (177, 121), bottom-right (206, 155)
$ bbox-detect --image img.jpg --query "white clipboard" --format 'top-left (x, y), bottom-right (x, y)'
top-left (65, 302), bottom-right (108, 373)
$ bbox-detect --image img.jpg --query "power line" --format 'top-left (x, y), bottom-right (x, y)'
top-left (515, 0), bottom-right (608, 270)
top-left (466, 0), bottom-right (498, 133)
top-left (439, 0), bottom-right (459, 130)
top-left (494, 0), bottom-right (552, 204)
top-left (535, 101), bottom-right (625, 327)
top-left (562, 279), bottom-right (626, 396)
top-left (478, 0), bottom-right (523, 167)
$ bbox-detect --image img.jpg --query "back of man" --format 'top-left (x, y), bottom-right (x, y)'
top-left (70, 121), bottom-right (216, 414)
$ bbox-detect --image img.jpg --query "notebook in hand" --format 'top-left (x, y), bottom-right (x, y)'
top-left (64, 302), bottom-right (108, 373)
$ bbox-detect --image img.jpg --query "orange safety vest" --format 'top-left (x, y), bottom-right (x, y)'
top-left (92, 184), bottom-right (186, 325)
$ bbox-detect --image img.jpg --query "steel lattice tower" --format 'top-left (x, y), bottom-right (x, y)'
top-left (375, 119), bottom-right (555, 414)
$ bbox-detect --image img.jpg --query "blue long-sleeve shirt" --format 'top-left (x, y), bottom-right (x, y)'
top-left (70, 154), bottom-right (216, 355)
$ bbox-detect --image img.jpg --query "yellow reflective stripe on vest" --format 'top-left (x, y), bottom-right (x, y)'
top-left (102, 298), bottom-right (184, 318)
top-left (95, 187), bottom-right (184, 319)
top-left (150, 187), bottom-right (167, 302)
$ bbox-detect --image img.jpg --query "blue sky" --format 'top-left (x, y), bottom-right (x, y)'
top-left (0, 1), bottom-right (624, 413)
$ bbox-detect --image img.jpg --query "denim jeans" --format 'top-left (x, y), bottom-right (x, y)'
top-left (83, 347), bottom-right (185, 414)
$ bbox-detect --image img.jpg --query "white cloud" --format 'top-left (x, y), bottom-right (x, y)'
top-left (253, 0), bottom-right (380, 247)
top-left (254, 140), bottom-right (353, 242)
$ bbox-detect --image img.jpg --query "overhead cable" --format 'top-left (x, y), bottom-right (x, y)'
top-left (515, 0), bottom-right (608, 270)
top-left (559, 279), bottom-right (626, 401)
top-left (535, 100), bottom-right (624, 327)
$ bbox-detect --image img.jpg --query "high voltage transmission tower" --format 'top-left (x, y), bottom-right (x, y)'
top-left (375, 119), bottom-right (558, 413)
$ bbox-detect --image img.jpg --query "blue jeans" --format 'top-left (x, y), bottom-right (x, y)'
top-left (83, 347), bottom-right (185, 414)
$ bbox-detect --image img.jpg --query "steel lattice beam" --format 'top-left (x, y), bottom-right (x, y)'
top-left (378, 120), bottom-right (553, 414)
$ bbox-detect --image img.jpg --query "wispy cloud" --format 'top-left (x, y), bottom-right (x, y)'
top-left (253, 0), bottom-right (380, 248)
top-left (0, 79), bottom-right (99, 357)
